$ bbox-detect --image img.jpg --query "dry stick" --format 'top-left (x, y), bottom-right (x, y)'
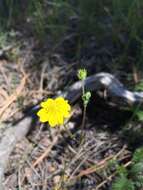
top-left (68, 139), bottom-right (98, 171)
top-left (39, 63), bottom-right (47, 97)
top-left (64, 72), bottom-right (143, 105)
top-left (33, 135), bottom-right (59, 167)
top-left (132, 63), bottom-right (139, 84)
top-left (70, 154), bottom-right (90, 178)
top-left (63, 124), bottom-right (75, 139)
top-left (70, 145), bottom-right (127, 180)
top-left (94, 161), bottom-right (132, 190)
top-left (0, 75), bottom-right (27, 119)
top-left (0, 87), bottom-right (9, 99)
top-left (20, 154), bottom-right (42, 185)
top-left (67, 150), bottom-right (131, 190)
top-left (95, 172), bottom-right (115, 190)
top-left (26, 159), bottom-right (41, 179)
top-left (69, 141), bottom-right (104, 180)
top-left (18, 166), bottom-right (22, 190)
top-left (69, 155), bottom-right (113, 182)
top-left (0, 65), bottom-right (11, 90)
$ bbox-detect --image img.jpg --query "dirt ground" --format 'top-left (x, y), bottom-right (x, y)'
top-left (0, 32), bottom-right (141, 190)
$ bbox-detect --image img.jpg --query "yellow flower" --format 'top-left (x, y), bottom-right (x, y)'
top-left (37, 97), bottom-right (71, 127)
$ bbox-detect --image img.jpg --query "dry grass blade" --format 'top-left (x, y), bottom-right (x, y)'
top-left (0, 75), bottom-right (27, 119)
top-left (95, 161), bottom-right (132, 190)
top-left (33, 135), bottom-right (59, 167)
top-left (0, 87), bottom-right (9, 100)
top-left (70, 145), bottom-right (128, 180)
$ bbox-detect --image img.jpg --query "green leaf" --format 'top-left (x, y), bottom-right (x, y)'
top-left (130, 162), bottom-right (143, 176)
top-left (134, 175), bottom-right (143, 188)
top-left (112, 176), bottom-right (135, 190)
top-left (116, 165), bottom-right (128, 177)
top-left (132, 148), bottom-right (143, 163)
top-left (82, 91), bottom-right (91, 106)
top-left (135, 81), bottom-right (143, 91)
top-left (136, 110), bottom-right (143, 121)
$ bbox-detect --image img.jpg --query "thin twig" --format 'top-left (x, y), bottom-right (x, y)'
top-left (33, 136), bottom-right (59, 167)
top-left (0, 75), bottom-right (27, 119)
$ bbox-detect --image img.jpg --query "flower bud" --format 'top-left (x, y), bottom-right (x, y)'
top-left (82, 91), bottom-right (91, 106)
top-left (77, 69), bottom-right (87, 80)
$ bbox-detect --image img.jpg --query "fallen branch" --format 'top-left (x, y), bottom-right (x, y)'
top-left (64, 72), bottom-right (143, 105)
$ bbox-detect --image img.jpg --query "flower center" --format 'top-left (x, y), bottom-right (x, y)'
top-left (46, 102), bottom-right (59, 114)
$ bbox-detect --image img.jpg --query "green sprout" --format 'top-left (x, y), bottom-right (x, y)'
top-left (82, 91), bottom-right (91, 107)
top-left (77, 69), bottom-right (87, 80)
top-left (77, 68), bottom-right (91, 142)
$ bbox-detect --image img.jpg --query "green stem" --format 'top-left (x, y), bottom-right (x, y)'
top-left (80, 104), bottom-right (86, 143)
top-left (80, 79), bottom-right (86, 143)
top-left (82, 79), bottom-right (85, 95)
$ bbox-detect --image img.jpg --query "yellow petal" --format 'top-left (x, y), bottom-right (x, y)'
top-left (55, 97), bottom-right (65, 102)
top-left (57, 113), bottom-right (64, 125)
top-left (41, 98), bottom-right (54, 108)
top-left (37, 109), bottom-right (49, 122)
top-left (48, 117), bottom-right (57, 127)
top-left (63, 111), bottom-right (70, 118)
top-left (56, 97), bottom-right (71, 111)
